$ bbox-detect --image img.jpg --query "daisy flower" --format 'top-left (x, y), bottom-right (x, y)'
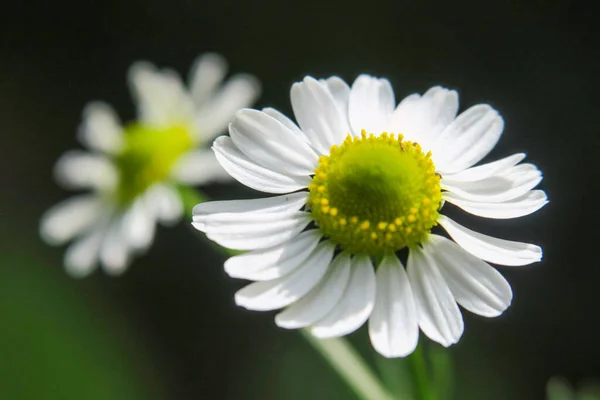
top-left (192, 75), bottom-right (547, 358)
top-left (40, 53), bottom-right (260, 277)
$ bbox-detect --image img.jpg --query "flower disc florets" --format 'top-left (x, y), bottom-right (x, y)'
top-left (308, 130), bottom-right (442, 255)
top-left (114, 123), bottom-right (193, 205)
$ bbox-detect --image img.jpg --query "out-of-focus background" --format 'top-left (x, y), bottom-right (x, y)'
top-left (1, 0), bottom-right (598, 399)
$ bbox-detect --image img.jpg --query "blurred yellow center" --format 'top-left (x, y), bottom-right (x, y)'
top-left (308, 130), bottom-right (442, 255)
top-left (114, 123), bottom-right (193, 205)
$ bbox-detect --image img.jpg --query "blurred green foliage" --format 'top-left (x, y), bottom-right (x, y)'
top-left (547, 377), bottom-right (600, 400)
top-left (0, 251), bottom-right (165, 400)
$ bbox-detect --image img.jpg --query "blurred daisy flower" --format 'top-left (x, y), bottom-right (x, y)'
top-left (192, 75), bottom-right (547, 358)
top-left (41, 53), bottom-right (260, 277)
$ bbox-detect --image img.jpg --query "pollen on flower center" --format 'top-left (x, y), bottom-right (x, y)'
top-left (308, 130), bottom-right (442, 255)
top-left (114, 123), bottom-right (193, 205)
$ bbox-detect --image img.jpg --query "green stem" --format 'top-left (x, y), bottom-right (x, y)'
top-left (410, 343), bottom-right (435, 400)
top-left (301, 330), bottom-right (395, 400)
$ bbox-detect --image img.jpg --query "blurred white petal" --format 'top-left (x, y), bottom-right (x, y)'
top-left (128, 61), bottom-right (195, 128)
top-left (77, 102), bottom-right (124, 154)
top-left (99, 216), bottom-right (132, 275)
top-left (40, 195), bottom-right (103, 245)
top-left (54, 150), bottom-right (117, 190)
top-left (64, 228), bottom-right (105, 278)
top-left (171, 149), bottom-right (232, 185)
top-left (195, 74), bottom-right (261, 141)
top-left (123, 197), bottom-right (156, 250)
top-left (188, 52), bottom-right (228, 106)
top-left (145, 184), bottom-right (183, 225)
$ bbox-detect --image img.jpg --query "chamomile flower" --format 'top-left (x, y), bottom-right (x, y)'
top-left (41, 53), bottom-right (260, 277)
top-left (192, 75), bottom-right (547, 357)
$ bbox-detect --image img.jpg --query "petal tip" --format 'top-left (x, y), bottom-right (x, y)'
top-left (371, 337), bottom-right (419, 359)
top-left (191, 222), bottom-right (206, 231)
top-left (274, 314), bottom-right (299, 330)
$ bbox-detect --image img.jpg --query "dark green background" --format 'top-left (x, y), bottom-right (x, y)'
top-left (1, 0), bottom-right (598, 399)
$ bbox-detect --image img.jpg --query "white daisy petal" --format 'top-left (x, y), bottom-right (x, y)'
top-left (291, 76), bottom-right (350, 154)
top-left (224, 229), bottom-right (322, 281)
top-left (310, 254), bottom-right (376, 338)
top-left (432, 104), bottom-right (504, 174)
top-left (234, 241), bottom-right (334, 311)
top-left (444, 190), bottom-right (548, 219)
top-left (99, 216), bottom-right (131, 275)
top-left (145, 184), bottom-right (183, 225)
top-left (261, 107), bottom-right (308, 142)
top-left (193, 191), bottom-right (311, 250)
top-left (188, 52), bottom-right (227, 106)
top-left (171, 149), bottom-right (232, 185)
top-left (321, 76), bottom-right (351, 119)
top-left (438, 215), bottom-right (543, 266)
top-left (275, 252), bottom-right (352, 329)
top-left (64, 228), bottom-right (105, 278)
top-left (407, 246), bottom-right (464, 347)
top-left (368, 254), bottom-right (419, 358)
top-left (40, 195), bottom-right (103, 245)
top-left (195, 73), bottom-right (261, 141)
top-left (349, 75), bottom-right (395, 135)
top-left (128, 61), bottom-right (194, 128)
top-left (192, 192), bottom-right (308, 230)
top-left (123, 197), bottom-right (156, 250)
top-left (229, 109), bottom-right (319, 176)
top-left (428, 235), bottom-right (513, 317)
top-left (442, 153), bottom-right (526, 183)
top-left (54, 150), bottom-right (117, 190)
top-left (388, 86), bottom-right (459, 148)
top-left (212, 136), bottom-right (311, 193)
top-left (441, 163), bottom-right (543, 203)
top-left (77, 102), bottom-right (124, 154)
top-left (204, 212), bottom-right (312, 251)
top-left (197, 208), bottom-right (309, 234)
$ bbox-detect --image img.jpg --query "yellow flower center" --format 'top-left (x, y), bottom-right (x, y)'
top-left (308, 130), bottom-right (442, 255)
top-left (114, 123), bottom-right (193, 205)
